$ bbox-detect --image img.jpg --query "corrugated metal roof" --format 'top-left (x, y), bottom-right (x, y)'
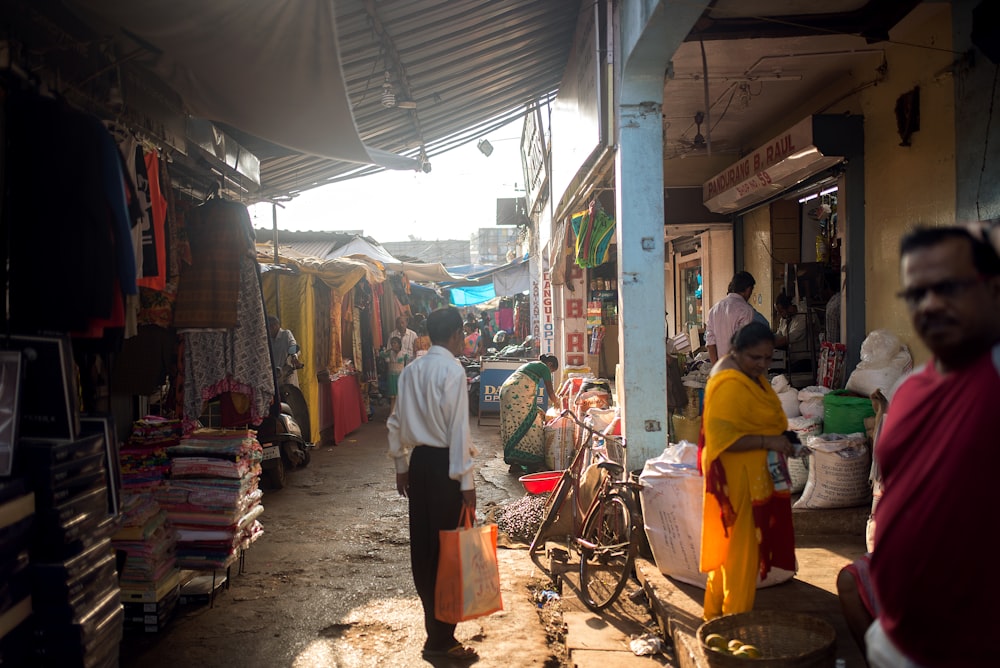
top-left (230, 0), bottom-right (578, 201)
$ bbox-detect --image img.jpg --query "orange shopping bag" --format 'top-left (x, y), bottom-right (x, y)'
top-left (434, 506), bottom-right (503, 624)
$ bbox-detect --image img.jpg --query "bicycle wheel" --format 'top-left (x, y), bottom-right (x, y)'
top-left (578, 490), bottom-right (638, 611)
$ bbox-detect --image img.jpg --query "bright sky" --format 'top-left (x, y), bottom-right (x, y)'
top-left (247, 121), bottom-right (525, 243)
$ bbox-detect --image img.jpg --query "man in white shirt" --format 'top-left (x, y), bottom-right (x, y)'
top-left (774, 293), bottom-right (816, 372)
top-left (388, 307), bottom-right (479, 662)
top-left (393, 315), bottom-right (419, 359)
top-left (267, 315), bottom-right (304, 387)
top-left (705, 272), bottom-right (757, 363)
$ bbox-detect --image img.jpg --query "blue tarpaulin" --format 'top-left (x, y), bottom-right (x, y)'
top-left (449, 283), bottom-right (496, 306)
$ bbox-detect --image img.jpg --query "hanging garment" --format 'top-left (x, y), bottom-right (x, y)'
top-left (3, 88), bottom-right (136, 333)
top-left (496, 307), bottom-right (514, 332)
top-left (173, 198), bottom-right (254, 328)
top-left (136, 150), bottom-right (168, 291)
top-left (571, 201), bottom-right (616, 268)
top-left (181, 256), bottom-right (274, 432)
top-left (138, 165), bottom-right (192, 328)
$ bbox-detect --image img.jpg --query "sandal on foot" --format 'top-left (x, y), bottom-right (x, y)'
top-left (422, 644), bottom-right (479, 661)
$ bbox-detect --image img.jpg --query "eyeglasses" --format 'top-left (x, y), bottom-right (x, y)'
top-left (895, 277), bottom-right (983, 307)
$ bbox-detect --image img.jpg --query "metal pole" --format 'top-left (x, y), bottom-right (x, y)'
top-left (272, 202), bottom-right (280, 321)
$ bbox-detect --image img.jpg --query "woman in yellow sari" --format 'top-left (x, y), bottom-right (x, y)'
top-left (699, 322), bottom-right (797, 620)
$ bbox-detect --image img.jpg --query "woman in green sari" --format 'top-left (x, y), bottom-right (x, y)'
top-left (500, 354), bottom-right (559, 474)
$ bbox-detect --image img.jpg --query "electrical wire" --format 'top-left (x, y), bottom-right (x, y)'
top-left (699, 38), bottom-right (712, 155)
top-left (976, 63), bottom-right (1000, 221)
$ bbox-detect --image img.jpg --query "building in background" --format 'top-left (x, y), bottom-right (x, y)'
top-left (471, 226), bottom-right (521, 265)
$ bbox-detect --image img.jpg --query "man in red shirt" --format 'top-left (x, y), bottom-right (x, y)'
top-left (867, 225), bottom-right (1000, 667)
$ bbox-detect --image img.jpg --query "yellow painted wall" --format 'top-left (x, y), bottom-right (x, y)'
top-left (742, 205), bottom-right (774, 320)
top-left (738, 4), bottom-right (955, 365)
top-left (817, 5), bottom-right (955, 364)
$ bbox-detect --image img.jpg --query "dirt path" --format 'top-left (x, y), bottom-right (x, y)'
top-left (120, 411), bottom-right (561, 667)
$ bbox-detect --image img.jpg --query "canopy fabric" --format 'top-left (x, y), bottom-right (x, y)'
top-left (325, 237), bottom-right (458, 283)
top-left (395, 262), bottom-right (459, 283)
top-left (449, 283), bottom-right (497, 306)
top-left (445, 264), bottom-right (495, 277)
top-left (261, 270), bottom-right (324, 441)
top-left (440, 254), bottom-right (529, 289)
top-left (493, 262), bottom-right (530, 296)
top-left (327, 237), bottom-right (401, 265)
top-left (68, 0), bottom-right (419, 171)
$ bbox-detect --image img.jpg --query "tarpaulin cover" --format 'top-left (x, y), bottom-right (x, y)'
top-left (450, 283), bottom-right (497, 306)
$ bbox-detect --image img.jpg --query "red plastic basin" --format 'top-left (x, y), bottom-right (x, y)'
top-left (519, 470), bottom-right (562, 495)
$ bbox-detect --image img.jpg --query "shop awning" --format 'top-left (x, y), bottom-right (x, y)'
top-left (703, 115), bottom-right (853, 214)
top-left (66, 0), bottom-right (419, 172)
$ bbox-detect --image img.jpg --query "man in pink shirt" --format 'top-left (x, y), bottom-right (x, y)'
top-left (704, 271), bottom-right (757, 363)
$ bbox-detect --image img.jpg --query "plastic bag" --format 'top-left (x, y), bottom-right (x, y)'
top-left (858, 329), bottom-right (902, 366)
top-left (798, 385), bottom-right (831, 419)
top-left (435, 507), bottom-right (503, 623)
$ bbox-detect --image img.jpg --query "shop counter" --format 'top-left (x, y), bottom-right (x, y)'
top-left (317, 373), bottom-right (368, 445)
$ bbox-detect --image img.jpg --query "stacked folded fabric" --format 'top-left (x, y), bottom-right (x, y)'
top-left (113, 493), bottom-right (181, 633)
top-left (120, 417), bottom-right (183, 493)
top-left (158, 429), bottom-right (263, 569)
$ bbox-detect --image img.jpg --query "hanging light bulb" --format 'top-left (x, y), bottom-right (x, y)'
top-left (381, 72), bottom-right (396, 108)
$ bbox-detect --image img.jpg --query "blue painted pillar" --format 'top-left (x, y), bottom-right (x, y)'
top-left (617, 0), bottom-right (707, 467)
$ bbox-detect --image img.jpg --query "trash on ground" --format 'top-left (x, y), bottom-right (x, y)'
top-left (533, 589), bottom-right (560, 606)
top-left (629, 633), bottom-right (665, 656)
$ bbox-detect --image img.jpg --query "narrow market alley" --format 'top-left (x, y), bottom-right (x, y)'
top-left (117, 408), bottom-right (636, 668)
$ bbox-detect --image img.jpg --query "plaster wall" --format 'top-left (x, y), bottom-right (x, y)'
top-left (852, 4), bottom-right (956, 364)
top-left (702, 228), bottom-right (735, 309)
top-left (737, 4), bottom-right (956, 365)
top-left (742, 205), bottom-right (774, 318)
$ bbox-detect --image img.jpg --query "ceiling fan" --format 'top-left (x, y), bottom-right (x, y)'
top-left (667, 111), bottom-right (735, 158)
top-left (381, 72), bottom-right (417, 109)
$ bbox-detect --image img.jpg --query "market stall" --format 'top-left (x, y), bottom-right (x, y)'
top-left (258, 251), bottom-right (377, 442)
top-left (317, 373), bottom-right (369, 445)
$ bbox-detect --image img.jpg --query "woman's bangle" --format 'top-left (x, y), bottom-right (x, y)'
top-left (760, 435), bottom-right (765, 450)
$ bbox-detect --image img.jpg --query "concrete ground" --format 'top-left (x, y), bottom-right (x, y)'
top-left (115, 398), bottom-right (868, 668)
top-left (637, 510), bottom-right (869, 668)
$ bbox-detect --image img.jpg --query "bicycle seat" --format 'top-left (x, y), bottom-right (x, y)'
top-left (596, 460), bottom-right (624, 477)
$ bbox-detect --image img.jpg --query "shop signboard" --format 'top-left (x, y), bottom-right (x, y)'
top-left (702, 116), bottom-right (845, 214)
top-left (479, 359), bottom-right (548, 417)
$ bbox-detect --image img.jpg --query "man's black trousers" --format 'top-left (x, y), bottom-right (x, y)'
top-left (408, 445), bottom-right (465, 651)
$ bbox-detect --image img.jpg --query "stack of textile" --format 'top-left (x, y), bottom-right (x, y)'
top-left (156, 429), bottom-right (263, 570)
top-left (112, 493), bottom-right (180, 633)
top-left (120, 417), bottom-right (183, 493)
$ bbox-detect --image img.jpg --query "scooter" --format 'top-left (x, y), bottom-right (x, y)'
top-left (459, 356), bottom-right (481, 416)
top-left (258, 344), bottom-right (313, 489)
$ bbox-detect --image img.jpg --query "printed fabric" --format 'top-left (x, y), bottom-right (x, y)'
top-left (499, 363), bottom-right (550, 467)
top-left (181, 257), bottom-right (274, 431)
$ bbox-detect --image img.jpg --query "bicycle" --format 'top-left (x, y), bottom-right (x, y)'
top-left (528, 409), bottom-right (642, 611)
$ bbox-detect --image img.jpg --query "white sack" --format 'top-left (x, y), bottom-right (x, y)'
top-left (787, 455), bottom-right (810, 494)
top-left (793, 433), bottom-right (871, 509)
top-left (639, 444), bottom-right (794, 589)
top-left (798, 386), bottom-right (831, 419)
top-left (544, 414), bottom-right (576, 471)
